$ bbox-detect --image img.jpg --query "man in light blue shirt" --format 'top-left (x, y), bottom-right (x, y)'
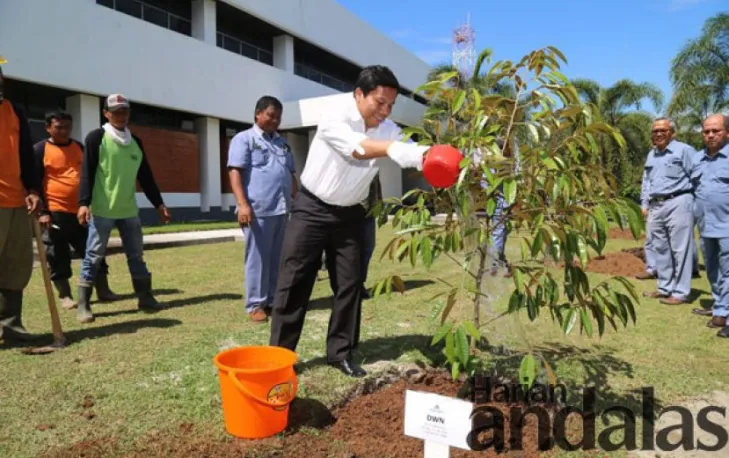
top-left (690, 113), bottom-right (729, 338)
top-left (227, 96), bottom-right (298, 323)
top-left (638, 151), bottom-right (700, 281)
top-left (641, 117), bottom-right (697, 305)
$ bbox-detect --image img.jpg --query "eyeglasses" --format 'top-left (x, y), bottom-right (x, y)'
top-left (651, 129), bottom-right (670, 134)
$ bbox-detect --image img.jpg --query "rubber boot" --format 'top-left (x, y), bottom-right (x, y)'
top-left (95, 274), bottom-right (121, 302)
top-left (53, 279), bottom-right (77, 310)
top-left (132, 276), bottom-right (163, 312)
top-left (0, 289), bottom-right (38, 342)
top-left (76, 284), bottom-right (94, 323)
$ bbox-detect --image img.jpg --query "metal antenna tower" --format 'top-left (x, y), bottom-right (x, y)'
top-left (452, 13), bottom-right (476, 80)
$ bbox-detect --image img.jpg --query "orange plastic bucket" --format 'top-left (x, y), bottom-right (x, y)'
top-left (423, 144), bottom-right (464, 188)
top-left (213, 346), bottom-right (298, 439)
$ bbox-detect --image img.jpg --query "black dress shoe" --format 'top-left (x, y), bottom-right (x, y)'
top-left (361, 286), bottom-right (371, 300)
top-left (329, 359), bottom-right (367, 378)
top-left (717, 326), bottom-right (729, 338)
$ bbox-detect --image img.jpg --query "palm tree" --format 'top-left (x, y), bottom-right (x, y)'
top-left (669, 13), bottom-right (729, 124)
top-left (571, 78), bottom-right (664, 198)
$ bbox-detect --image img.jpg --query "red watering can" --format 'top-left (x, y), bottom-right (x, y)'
top-left (422, 145), bottom-right (464, 188)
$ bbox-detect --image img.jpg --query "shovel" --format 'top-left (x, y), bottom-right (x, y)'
top-left (21, 217), bottom-right (66, 354)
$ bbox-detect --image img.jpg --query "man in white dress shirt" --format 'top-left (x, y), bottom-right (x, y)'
top-left (269, 66), bottom-right (429, 378)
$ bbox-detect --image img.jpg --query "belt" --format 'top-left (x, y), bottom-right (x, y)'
top-left (300, 187), bottom-right (354, 210)
top-left (649, 189), bottom-right (692, 204)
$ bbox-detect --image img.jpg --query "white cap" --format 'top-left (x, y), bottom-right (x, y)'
top-left (105, 93), bottom-right (130, 111)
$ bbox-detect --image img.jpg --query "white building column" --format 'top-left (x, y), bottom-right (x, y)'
top-left (192, 0), bottom-right (216, 45)
top-left (273, 35), bottom-right (295, 73)
top-left (195, 116), bottom-right (221, 212)
top-left (378, 157), bottom-right (403, 200)
top-left (66, 94), bottom-right (99, 143)
top-left (281, 132), bottom-right (308, 176)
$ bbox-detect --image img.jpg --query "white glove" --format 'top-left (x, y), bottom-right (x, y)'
top-left (386, 142), bottom-right (430, 170)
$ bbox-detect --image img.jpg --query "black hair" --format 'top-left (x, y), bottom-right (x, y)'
top-left (355, 65), bottom-right (400, 96)
top-left (254, 96), bottom-right (283, 116)
top-left (45, 109), bottom-right (73, 126)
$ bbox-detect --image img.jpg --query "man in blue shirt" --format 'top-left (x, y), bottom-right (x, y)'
top-left (228, 96), bottom-right (298, 323)
top-left (641, 117), bottom-right (697, 305)
top-left (690, 114), bottom-right (729, 338)
top-left (638, 150), bottom-right (700, 281)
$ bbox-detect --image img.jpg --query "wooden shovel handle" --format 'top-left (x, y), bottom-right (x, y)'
top-left (32, 217), bottom-right (64, 343)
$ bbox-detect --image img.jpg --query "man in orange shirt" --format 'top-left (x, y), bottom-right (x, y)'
top-left (0, 61), bottom-right (42, 343)
top-left (34, 110), bottom-right (120, 310)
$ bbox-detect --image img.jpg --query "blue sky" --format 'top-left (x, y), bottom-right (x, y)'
top-left (337, 0), bottom-right (726, 115)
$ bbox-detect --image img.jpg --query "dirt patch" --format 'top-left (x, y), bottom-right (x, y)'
top-left (582, 251), bottom-right (646, 277)
top-left (608, 228), bottom-right (644, 240)
top-left (45, 369), bottom-right (605, 458)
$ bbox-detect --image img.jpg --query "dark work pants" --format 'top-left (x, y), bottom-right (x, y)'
top-left (269, 188), bottom-right (365, 362)
top-left (42, 211), bottom-right (109, 281)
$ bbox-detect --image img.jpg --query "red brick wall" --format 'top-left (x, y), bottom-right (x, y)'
top-left (130, 124), bottom-right (200, 193)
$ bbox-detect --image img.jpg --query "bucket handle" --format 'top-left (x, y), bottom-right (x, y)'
top-left (228, 371), bottom-right (298, 408)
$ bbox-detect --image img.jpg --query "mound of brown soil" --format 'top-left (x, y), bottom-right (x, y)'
top-left (43, 370), bottom-right (607, 458)
top-left (585, 251), bottom-right (646, 277)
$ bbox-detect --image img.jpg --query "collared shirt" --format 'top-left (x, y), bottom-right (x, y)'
top-left (643, 139), bottom-right (696, 202)
top-left (227, 124), bottom-right (295, 217)
top-left (299, 96), bottom-right (405, 207)
top-left (691, 143), bottom-right (729, 238)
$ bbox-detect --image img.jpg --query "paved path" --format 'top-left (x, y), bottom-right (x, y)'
top-left (33, 228), bottom-right (243, 265)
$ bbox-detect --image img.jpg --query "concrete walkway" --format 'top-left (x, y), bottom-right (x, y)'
top-left (33, 228), bottom-right (243, 264)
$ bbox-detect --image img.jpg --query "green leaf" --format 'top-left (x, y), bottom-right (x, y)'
top-left (562, 308), bottom-right (577, 335)
top-left (451, 361), bottom-right (461, 381)
top-left (520, 238), bottom-right (531, 260)
top-left (471, 88), bottom-right (482, 111)
top-left (431, 322), bottom-right (453, 345)
top-left (577, 236), bottom-right (588, 267)
top-left (452, 90), bottom-right (467, 114)
top-left (532, 230), bottom-right (544, 257)
top-left (456, 327), bottom-right (469, 365)
top-left (613, 276), bottom-right (639, 303)
top-left (513, 267), bottom-right (526, 294)
top-left (445, 330), bottom-right (455, 363)
top-left (463, 321), bottom-right (480, 341)
top-left (508, 291), bottom-right (522, 313)
top-left (441, 289), bottom-right (458, 324)
top-left (486, 198), bottom-right (497, 217)
top-left (581, 308), bottom-right (593, 337)
top-left (519, 354), bottom-right (537, 388)
top-left (409, 237), bottom-right (419, 268)
top-left (420, 237), bottom-right (433, 268)
top-left (503, 179), bottom-right (517, 205)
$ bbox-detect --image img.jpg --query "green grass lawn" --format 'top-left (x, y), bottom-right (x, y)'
top-left (1, 226), bottom-right (728, 457)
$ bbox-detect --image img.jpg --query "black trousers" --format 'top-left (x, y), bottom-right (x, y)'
top-left (269, 188), bottom-right (365, 362)
top-left (42, 211), bottom-right (109, 281)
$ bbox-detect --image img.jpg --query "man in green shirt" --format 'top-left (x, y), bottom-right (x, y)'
top-left (76, 94), bottom-right (171, 323)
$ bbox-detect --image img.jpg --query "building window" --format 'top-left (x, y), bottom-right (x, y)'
top-left (96, 0), bottom-right (192, 37)
top-left (294, 38), bottom-right (360, 93)
top-left (294, 63), bottom-right (354, 93)
top-left (216, 32), bottom-right (274, 66)
top-left (106, 100), bottom-right (196, 133)
top-left (3, 79), bottom-right (73, 144)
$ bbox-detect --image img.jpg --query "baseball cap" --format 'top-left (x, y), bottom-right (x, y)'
top-left (105, 93), bottom-right (130, 111)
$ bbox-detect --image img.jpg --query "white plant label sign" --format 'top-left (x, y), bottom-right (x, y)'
top-left (404, 389), bottom-right (474, 456)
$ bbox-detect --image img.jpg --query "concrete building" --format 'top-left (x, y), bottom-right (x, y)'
top-left (0, 0), bottom-right (431, 222)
